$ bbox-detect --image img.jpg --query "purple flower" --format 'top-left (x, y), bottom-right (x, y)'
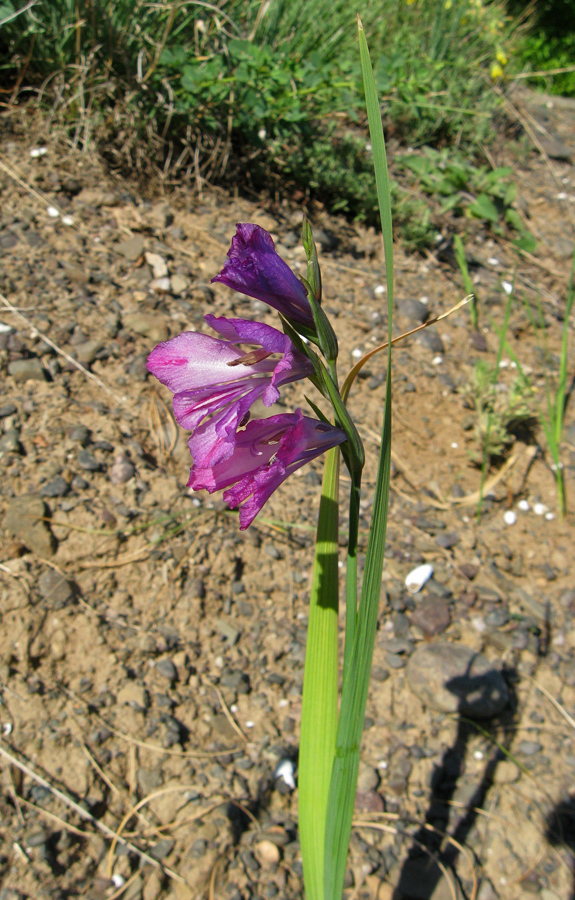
top-left (211, 223), bottom-right (313, 326)
top-left (146, 315), bottom-right (313, 468)
top-left (189, 409), bottom-right (346, 529)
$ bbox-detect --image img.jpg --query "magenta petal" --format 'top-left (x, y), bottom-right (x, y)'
top-left (147, 317), bottom-right (313, 468)
top-left (211, 224), bottom-right (313, 326)
top-left (188, 410), bottom-right (346, 529)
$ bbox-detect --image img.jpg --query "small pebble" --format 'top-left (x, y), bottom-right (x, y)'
top-left (503, 510), bottom-right (517, 525)
top-left (533, 503), bottom-right (547, 515)
top-left (274, 758), bottom-right (296, 790)
top-left (405, 563), bottom-right (433, 593)
top-left (432, 355), bottom-right (443, 365)
top-left (30, 147), bottom-right (48, 157)
top-left (47, 206), bottom-right (59, 218)
top-left (545, 511), bottom-right (555, 521)
top-left (502, 281), bottom-right (513, 295)
top-left (517, 499), bottom-right (530, 511)
top-left (488, 257), bottom-right (500, 266)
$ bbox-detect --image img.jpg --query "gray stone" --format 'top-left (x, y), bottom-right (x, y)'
top-left (516, 740), bottom-right (542, 756)
top-left (150, 838), bottom-right (175, 860)
top-left (387, 652), bottom-right (407, 669)
top-left (71, 475), bottom-right (89, 490)
top-left (539, 136), bottom-right (572, 161)
top-left (39, 476), bottom-right (70, 498)
top-left (68, 424), bottom-right (91, 445)
top-left (5, 495), bottom-right (56, 557)
top-left (137, 766), bottom-right (163, 794)
top-left (77, 449), bottom-right (101, 471)
top-left (397, 299), bottom-right (429, 323)
top-left (0, 430), bottom-right (22, 453)
top-left (0, 403), bottom-right (17, 417)
top-left (435, 532), bottom-right (460, 549)
top-left (109, 453), bottom-right (135, 484)
top-left (412, 598), bottom-right (450, 636)
top-left (38, 570), bottom-right (74, 608)
top-left (156, 659), bottom-right (177, 682)
top-left (407, 642), bottom-right (508, 717)
top-left (470, 331), bottom-right (488, 352)
top-left (8, 358), bottom-right (46, 383)
top-left (73, 340), bottom-right (102, 365)
top-left (485, 608), bottom-right (509, 628)
top-left (416, 328), bottom-right (444, 353)
top-left (357, 762), bottom-right (380, 793)
top-left (123, 312), bottom-right (169, 343)
top-left (117, 234), bottom-right (145, 260)
top-left (215, 618), bottom-right (240, 645)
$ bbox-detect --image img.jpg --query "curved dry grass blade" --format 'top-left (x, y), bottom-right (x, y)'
top-left (341, 295), bottom-right (472, 401)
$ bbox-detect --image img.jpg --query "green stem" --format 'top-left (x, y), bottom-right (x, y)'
top-left (556, 466), bottom-right (566, 519)
top-left (299, 447), bottom-right (340, 900)
top-left (344, 476), bottom-right (361, 674)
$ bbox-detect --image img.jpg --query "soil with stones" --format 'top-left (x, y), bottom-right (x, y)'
top-left (1, 89), bottom-right (575, 900)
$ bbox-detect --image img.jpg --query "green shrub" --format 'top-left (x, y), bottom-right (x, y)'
top-left (0, 0), bottom-right (517, 242)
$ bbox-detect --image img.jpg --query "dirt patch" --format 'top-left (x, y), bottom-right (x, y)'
top-left (0, 106), bottom-right (575, 900)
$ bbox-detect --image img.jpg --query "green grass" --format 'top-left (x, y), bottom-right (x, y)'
top-left (0, 0), bottom-right (517, 241)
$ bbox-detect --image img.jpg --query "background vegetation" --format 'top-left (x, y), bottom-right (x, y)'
top-left (0, 0), bottom-right (573, 245)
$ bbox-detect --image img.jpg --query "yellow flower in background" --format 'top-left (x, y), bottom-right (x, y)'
top-left (491, 62), bottom-right (504, 80)
top-left (444, 0), bottom-right (453, 8)
top-left (496, 49), bottom-right (508, 66)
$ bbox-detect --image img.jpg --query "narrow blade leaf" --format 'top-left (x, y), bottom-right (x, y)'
top-left (323, 20), bottom-right (394, 900)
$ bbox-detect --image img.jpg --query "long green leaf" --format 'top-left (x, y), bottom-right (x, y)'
top-left (323, 20), bottom-right (394, 900)
top-left (299, 447), bottom-right (340, 900)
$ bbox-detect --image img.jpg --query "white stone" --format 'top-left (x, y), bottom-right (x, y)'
top-left (503, 510), bottom-right (517, 525)
top-left (517, 500), bottom-right (530, 511)
top-left (47, 206), bottom-right (59, 218)
top-left (405, 563), bottom-right (433, 594)
top-left (274, 758), bottom-right (296, 790)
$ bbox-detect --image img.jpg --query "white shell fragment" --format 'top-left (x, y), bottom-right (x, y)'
top-left (432, 355), bottom-right (443, 366)
top-left (517, 500), bottom-right (530, 512)
top-left (533, 503), bottom-right (548, 516)
top-left (545, 512), bottom-right (555, 521)
top-left (502, 281), bottom-right (513, 295)
top-left (62, 216), bottom-right (74, 226)
top-left (274, 758), bottom-right (296, 791)
top-left (405, 563), bottom-right (434, 594)
top-left (47, 206), bottom-right (59, 218)
top-left (503, 510), bottom-right (517, 526)
top-left (374, 284), bottom-right (386, 296)
top-left (488, 257), bottom-right (500, 266)
top-left (30, 147), bottom-right (47, 158)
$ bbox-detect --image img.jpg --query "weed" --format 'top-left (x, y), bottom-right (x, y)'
top-left (498, 262), bottom-right (575, 518)
top-left (453, 234), bottom-right (478, 330)
top-left (0, 0), bottom-right (517, 239)
top-left (464, 358), bottom-right (536, 467)
top-left (398, 148), bottom-right (536, 251)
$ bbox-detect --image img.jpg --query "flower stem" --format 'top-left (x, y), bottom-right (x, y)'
top-left (299, 447), bottom-right (340, 900)
top-left (344, 475), bottom-right (361, 674)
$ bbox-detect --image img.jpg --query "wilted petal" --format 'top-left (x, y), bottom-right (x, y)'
top-left (211, 223), bottom-right (313, 326)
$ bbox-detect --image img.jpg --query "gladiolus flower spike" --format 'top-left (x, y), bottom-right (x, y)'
top-left (147, 308), bottom-right (345, 527)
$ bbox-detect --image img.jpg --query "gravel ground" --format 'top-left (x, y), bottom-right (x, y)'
top-left (1, 94), bottom-right (575, 900)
